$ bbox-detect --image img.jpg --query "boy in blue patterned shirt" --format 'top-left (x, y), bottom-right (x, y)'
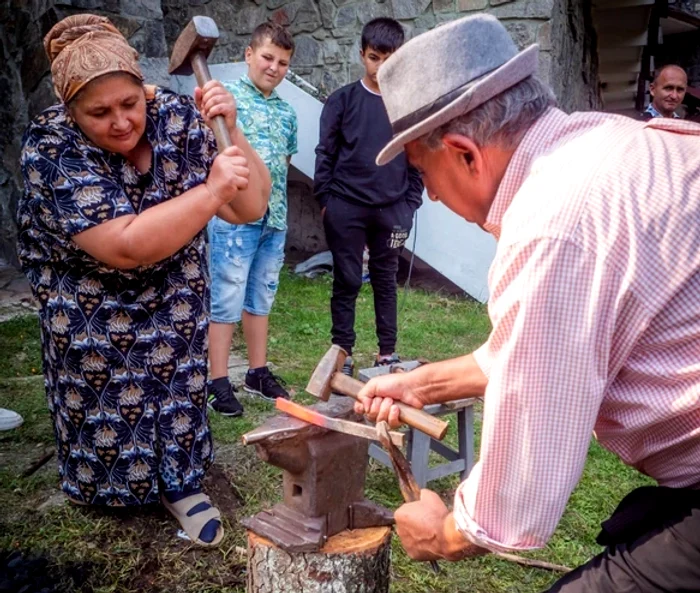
top-left (208, 22), bottom-right (298, 414)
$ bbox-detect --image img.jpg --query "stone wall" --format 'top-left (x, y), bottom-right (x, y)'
top-left (549, 0), bottom-right (599, 112)
top-left (0, 0), bottom-right (601, 264)
top-left (0, 1), bottom-right (52, 266)
top-left (162, 0), bottom-right (600, 110)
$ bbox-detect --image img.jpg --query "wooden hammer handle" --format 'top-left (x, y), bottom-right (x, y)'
top-left (190, 51), bottom-right (233, 150)
top-left (329, 373), bottom-right (449, 441)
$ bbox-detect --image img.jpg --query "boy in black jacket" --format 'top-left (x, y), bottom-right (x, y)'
top-left (314, 18), bottom-right (424, 374)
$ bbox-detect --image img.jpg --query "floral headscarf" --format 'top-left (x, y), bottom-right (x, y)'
top-left (44, 14), bottom-right (144, 103)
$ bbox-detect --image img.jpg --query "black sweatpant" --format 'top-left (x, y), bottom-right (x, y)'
top-left (546, 485), bottom-right (700, 592)
top-left (323, 195), bottom-right (413, 355)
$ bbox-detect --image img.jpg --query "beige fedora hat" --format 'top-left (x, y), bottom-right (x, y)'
top-left (376, 14), bottom-right (538, 165)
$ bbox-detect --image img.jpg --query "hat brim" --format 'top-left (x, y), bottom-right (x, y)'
top-left (376, 44), bottom-right (539, 166)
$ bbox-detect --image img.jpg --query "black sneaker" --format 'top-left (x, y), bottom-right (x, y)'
top-left (207, 380), bottom-right (244, 417)
top-left (374, 353), bottom-right (401, 367)
top-left (342, 356), bottom-right (355, 377)
top-left (244, 367), bottom-right (290, 401)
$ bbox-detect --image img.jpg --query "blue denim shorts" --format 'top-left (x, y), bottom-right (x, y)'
top-left (208, 217), bottom-right (286, 323)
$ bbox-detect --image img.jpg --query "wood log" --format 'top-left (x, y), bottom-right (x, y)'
top-left (247, 526), bottom-right (392, 593)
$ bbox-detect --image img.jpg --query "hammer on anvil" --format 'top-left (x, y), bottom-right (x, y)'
top-left (169, 16), bottom-right (232, 149)
top-left (306, 345), bottom-right (449, 441)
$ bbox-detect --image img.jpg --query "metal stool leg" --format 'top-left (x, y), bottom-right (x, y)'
top-left (408, 429), bottom-right (431, 488)
top-left (457, 406), bottom-right (475, 481)
top-left (359, 369), bottom-right (477, 489)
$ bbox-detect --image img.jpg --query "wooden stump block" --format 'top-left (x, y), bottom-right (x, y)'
top-left (247, 526), bottom-right (392, 593)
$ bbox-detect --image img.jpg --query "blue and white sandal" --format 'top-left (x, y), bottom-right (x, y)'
top-left (162, 492), bottom-right (224, 547)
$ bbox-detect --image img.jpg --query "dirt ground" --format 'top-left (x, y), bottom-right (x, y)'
top-left (1, 444), bottom-right (254, 593)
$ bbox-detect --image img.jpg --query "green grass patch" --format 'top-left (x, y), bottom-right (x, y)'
top-left (0, 315), bottom-right (42, 379)
top-left (0, 268), bottom-right (653, 592)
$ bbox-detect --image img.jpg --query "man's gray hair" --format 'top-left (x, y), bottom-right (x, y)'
top-left (421, 75), bottom-right (556, 150)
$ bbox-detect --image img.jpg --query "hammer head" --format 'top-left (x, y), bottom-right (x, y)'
top-left (168, 16), bottom-right (220, 76)
top-left (306, 345), bottom-right (347, 401)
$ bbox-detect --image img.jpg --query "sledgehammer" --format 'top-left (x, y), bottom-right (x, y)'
top-left (306, 345), bottom-right (449, 440)
top-left (169, 16), bottom-right (232, 149)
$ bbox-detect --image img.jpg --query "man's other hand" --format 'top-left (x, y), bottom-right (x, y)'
top-left (396, 490), bottom-right (485, 561)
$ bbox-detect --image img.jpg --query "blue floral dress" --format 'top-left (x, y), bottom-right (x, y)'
top-left (17, 87), bottom-right (217, 506)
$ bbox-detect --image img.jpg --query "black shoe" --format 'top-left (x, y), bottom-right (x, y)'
top-left (342, 356), bottom-right (355, 377)
top-left (207, 380), bottom-right (244, 417)
top-left (374, 353), bottom-right (401, 367)
top-left (244, 367), bottom-right (289, 401)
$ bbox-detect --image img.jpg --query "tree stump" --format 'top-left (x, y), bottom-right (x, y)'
top-left (247, 526), bottom-right (392, 593)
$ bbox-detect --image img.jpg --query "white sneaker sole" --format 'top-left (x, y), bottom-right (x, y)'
top-left (206, 402), bottom-right (243, 417)
top-left (243, 385), bottom-right (277, 402)
top-left (0, 418), bottom-right (23, 431)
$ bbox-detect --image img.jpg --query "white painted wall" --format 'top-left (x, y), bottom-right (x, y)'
top-left (167, 61), bottom-right (496, 302)
top-left (409, 200), bottom-right (495, 303)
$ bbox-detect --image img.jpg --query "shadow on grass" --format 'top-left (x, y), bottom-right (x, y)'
top-left (1, 549), bottom-right (96, 593)
top-left (0, 459), bottom-right (252, 593)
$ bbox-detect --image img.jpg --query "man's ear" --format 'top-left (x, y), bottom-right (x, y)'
top-left (244, 46), bottom-right (253, 64)
top-left (442, 133), bottom-right (483, 175)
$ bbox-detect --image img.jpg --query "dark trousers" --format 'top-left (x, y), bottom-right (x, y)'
top-left (546, 486), bottom-right (700, 592)
top-left (323, 195), bottom-right (413, 355)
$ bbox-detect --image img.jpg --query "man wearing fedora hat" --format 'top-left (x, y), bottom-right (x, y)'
top-left (355, 14), bottom-right (700, 592)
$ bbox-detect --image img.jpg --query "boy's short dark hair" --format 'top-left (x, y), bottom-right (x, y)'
top-left (361, 18), bottom-right (405, 53)
top-left (250, 22), bottom-right (295, 55)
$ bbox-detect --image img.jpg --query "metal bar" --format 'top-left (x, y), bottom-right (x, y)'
top-left (276, 398), bottom-right (406, 447)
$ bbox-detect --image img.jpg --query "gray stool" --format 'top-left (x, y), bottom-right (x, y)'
top-left (359, 364), bottom-right (476, 488)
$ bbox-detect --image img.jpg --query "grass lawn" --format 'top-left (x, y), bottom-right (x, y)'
top-left (0, 268), bottom-right (652, 592)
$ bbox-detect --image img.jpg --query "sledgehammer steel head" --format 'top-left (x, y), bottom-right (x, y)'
top-left (168, 16), bottom-right (220, 76)
top-left (306, 345), bottom-right (347, 401)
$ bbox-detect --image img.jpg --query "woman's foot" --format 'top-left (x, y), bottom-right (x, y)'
top-left (162, 489), bottom-right (223, 546)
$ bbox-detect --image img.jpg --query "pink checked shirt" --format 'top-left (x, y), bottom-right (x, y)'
top-left (453, 107), bottom-right (700, 552)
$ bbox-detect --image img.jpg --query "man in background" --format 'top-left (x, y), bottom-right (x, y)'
top-left (642, 64), bottom-right (687, 119)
